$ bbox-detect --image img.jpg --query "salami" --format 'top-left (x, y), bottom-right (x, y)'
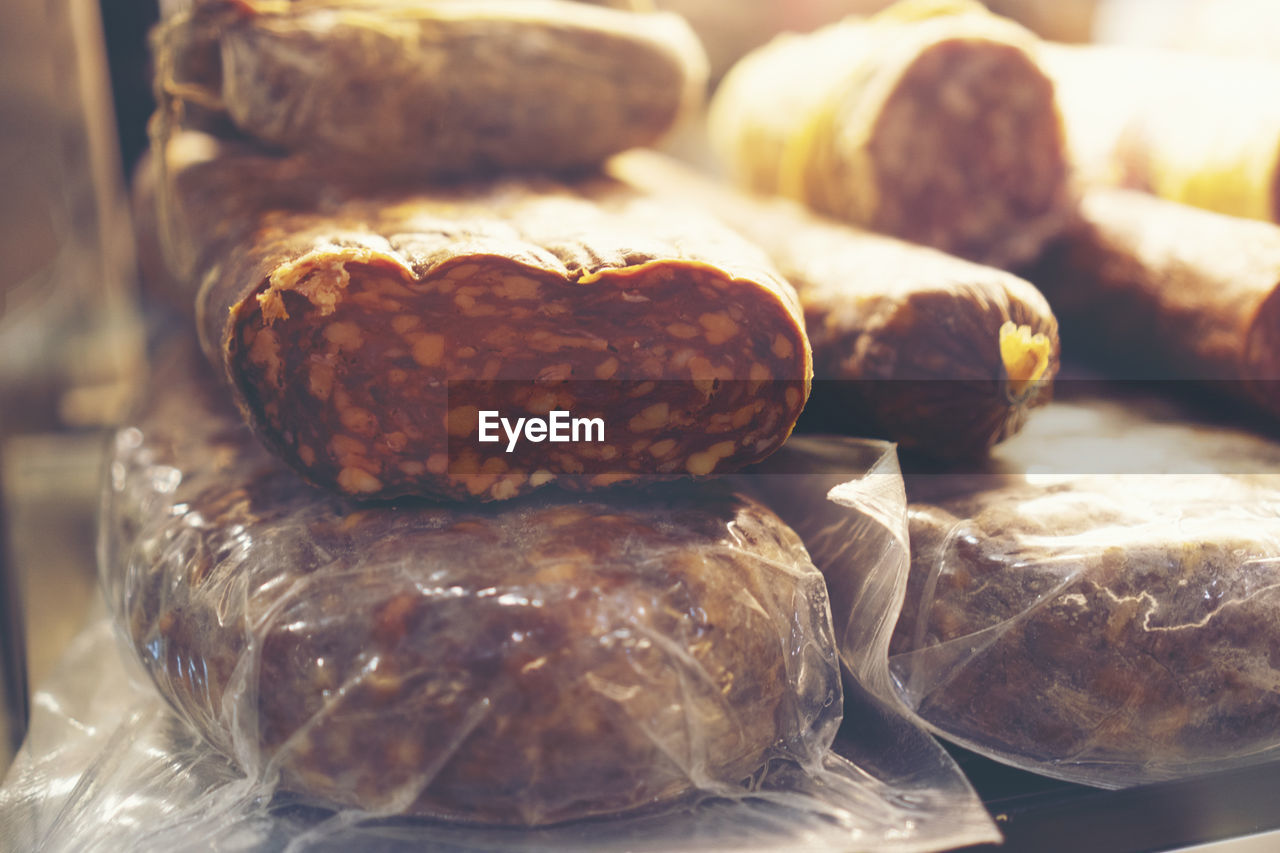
top-left (100, 344), bottom-right (842, 825)
top-left (707, 0), bottom-right (1071, 268)
top-left (159, 133), bottom-right (812, 500)
top-left (897, 468), bottom-right (1280, 787)
top-left (613, 152), bottom-right (1059, 457)
top-left (1024, 188), bottom-right (1280, 421)
top-left (151, 0), bottom-right (706, 177)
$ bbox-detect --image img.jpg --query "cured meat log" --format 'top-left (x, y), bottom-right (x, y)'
top-left (612, 152), bottom-right (1059, 457)
top-left (100, 344), bottom-right (842, 825)
top-left (1044, 43), bottom-right (1280, 223)
top-left (160, 134), bottom-right (812, 500)
top-left (896, 470), bottom-right (1280, 787)
top-left (151, 0), bottom-right (706, 177)
top-left (1025, 188), bottom-right (1280, 421)
top-left (707, 0), bottom-right (1071, 268)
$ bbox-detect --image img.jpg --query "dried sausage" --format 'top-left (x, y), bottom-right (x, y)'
top-left (1024, 188), bottom-right (1280, 422)
top-left (708, 0), bottom-right (1071, 267)
top-left (162, 134), bottom-right (812, 500)
top-left (897, 469), bottom-right (1280, 786)
top-left (613, 152), bottom-right (1059, 457)
top-left (101, 344), bottom-right (842, 825)
top-left (152, 0), bottom-right (706, 177)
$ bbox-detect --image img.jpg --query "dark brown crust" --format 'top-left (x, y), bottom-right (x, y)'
top-left (612, 152), bottom-right (1060, 458)
top-left (102, 343), bottom-right (841, 825)
top-left (1023, 188), bottom-right (1280, 419)
top-left (160, 133), bottom-right (811, 500)
top-left (895, 474), bottom-right (1280, 785)
top-left (152, 0), bottom-right (705, 177)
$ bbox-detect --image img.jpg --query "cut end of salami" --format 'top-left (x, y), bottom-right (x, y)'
top-left (866, 36), bottom-right (1068, 265)
top-left (229, 253), bottom-right (810, 500)
top-left (708, 1), bottom-right (1073, 269)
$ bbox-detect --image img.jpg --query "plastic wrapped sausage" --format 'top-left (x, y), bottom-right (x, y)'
top-left (897, 473), bottom-right (1280, 787)
top-left (100, 344), bottom-right (841, 826)
top-left (1044, 43), bottom-right (1280, 223)
top-left (612, 151), bottom-right (1059, 457)
top-left (891, 395), bottom-right (1280, 787)
top-left (151, 0), bottom-right (706, 177)
top-left (707, 0), bottom-right (1072, 267)
top-left (24, 367), bottom-right (1000, 849)
top-left (155, 133), bottom-right (812, 500)
top-left (1024, 188), bottom-right (1280, 422)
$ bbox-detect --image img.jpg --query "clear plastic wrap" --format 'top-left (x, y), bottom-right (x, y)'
top-left (0, 344), bottom-right (999, 850)
top-left (891, 393), bottom-right (1280, 788)
top-left (103, 344), bottom-right (838, 827)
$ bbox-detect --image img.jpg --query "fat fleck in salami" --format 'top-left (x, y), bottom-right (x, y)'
top-left (1025, 188), bottom-right (1280, 421)
top-left (612, 152), bottom-right (1059, 457)
top-left (101, 343), bottom-right (842, 825)
top-left (1044, 43), bottom-right (1280, 224)
top-left (160, 134), bottom-right (811, 500)
top-left (707, 0), bottom-right (1071, 268)
top-left (152, 0), bottom-right (706, 177)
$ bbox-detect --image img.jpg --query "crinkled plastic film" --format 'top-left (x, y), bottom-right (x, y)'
top-left (743, 438), bottom-right (997, 816)
top-left (0, 347), bottom-right (998, 851)
top-left (891, 396), bottom-right (1280, 788)
top-left (104, 346), bottom-right (842, 828)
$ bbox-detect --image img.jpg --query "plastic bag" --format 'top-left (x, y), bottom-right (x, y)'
top-left (0, 345), bottom-right (998, 851)
top-left (890, 392), bottom-right (1280, 788)
top-left (0, 607), bottom-right (998, 852)
top-left (106, 347), bottom-right (847, 828)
